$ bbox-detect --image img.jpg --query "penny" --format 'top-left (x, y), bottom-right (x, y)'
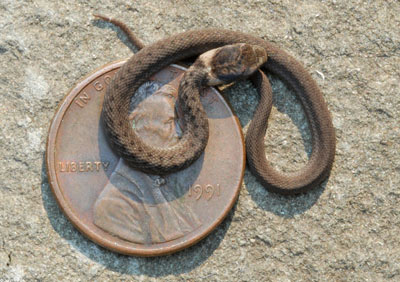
top-left (46, 60), bottom-right (245, 256)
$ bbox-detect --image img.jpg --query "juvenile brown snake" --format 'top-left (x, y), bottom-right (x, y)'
top-left (95, 15), bottom-right (336, 194)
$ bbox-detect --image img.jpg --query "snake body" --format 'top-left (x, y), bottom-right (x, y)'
top-left (97, 16), bottom-right (336, 194)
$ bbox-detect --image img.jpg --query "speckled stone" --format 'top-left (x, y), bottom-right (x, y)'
top-left (0, 0), bottom-right (399, 281)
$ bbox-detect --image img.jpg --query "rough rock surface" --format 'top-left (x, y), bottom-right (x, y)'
top-left (1, 0), bottom-right (399, 281)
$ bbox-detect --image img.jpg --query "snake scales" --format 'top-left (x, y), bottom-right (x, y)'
top-left (95, 15), bottom-right (336, 194)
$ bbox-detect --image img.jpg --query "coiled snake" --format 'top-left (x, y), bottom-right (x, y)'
top-left (94, 15), bottom-right (336, 195)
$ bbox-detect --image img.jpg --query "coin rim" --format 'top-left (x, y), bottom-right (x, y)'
top-left (46, 60), bottom-right (245, 256)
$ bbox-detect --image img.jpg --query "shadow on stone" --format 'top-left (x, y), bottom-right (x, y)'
top-left (244, 170), bottom-right (327, 217)
top-left (41, 153), bottom-right (233, 276)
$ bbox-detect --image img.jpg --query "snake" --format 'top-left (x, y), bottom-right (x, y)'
top-left (94, 15), bottom-right (336, 195)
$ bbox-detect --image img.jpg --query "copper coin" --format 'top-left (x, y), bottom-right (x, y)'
top-left (46, 60), bottom-right (245, 256)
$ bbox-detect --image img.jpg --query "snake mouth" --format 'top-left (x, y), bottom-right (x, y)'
top-left (198, 43), bottom-right (268, 86)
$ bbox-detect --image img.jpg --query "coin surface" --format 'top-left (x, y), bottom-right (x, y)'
top-left (46, 60), bottom-right (245, 256)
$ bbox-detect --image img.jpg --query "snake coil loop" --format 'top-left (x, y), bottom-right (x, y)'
top-left (95, 15), bottom-right (336, 194)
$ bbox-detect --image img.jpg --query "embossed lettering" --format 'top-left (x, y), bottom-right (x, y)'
top-left (57, 161), bottom-right (110, 172)
top-left (104, 75), bottom-right (112, 85)
top-left (70, 162), bottom-right (77, 172)
top-left (94, 161), bottom-right (101, 171)
top-left (194, 184), bottom-right (202, 200)
top-left (79, 162), bottom-right (85, 172)
top-left (187, 184), bottom-right (221, 200)
top-left (86, 162), bottom-right (93, 172)
top-left (94, 81), bottom-right (103, 91)
top-left (58, 162), bottom-right (67, 172)
top-left (205, 184), bottom-right (214, 200)
top-left (102, 162), bottom-right (110, 171)
top-left (75, 91), bottom-right (90, 108)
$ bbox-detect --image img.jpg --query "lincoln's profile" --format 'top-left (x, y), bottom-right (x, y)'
top-left (93, 77), bottom-right (202, 244)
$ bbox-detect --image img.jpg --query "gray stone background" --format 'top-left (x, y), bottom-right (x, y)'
top-left (0, 0), bottom-right (399, 281)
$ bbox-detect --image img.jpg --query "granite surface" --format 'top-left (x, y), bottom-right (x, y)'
top-left (0, 0), bottom-right (399, 281)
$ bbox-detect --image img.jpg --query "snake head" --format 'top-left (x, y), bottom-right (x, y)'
top-left (200, 43), bottom-right (268, 85)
